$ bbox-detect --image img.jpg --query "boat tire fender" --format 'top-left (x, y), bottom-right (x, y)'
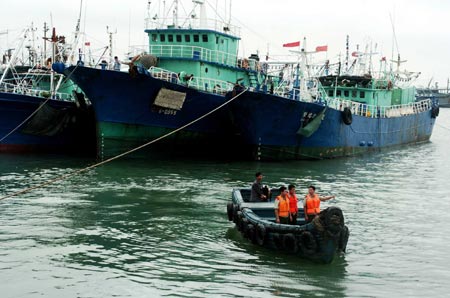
top-left (324, 207), bottom-right (344, 238)
top-left (338, 225), bottom-right (350, 253)
top-left (227, 203), bottom-right (234, 221)
top-left (431, 106), bottom-right (439, 118)
top-left (232, 205), bottom-right (240, 223)
top-left (239, 217), bottom-right (248, 232)
top-left (282, 233), bottom-right (299, 254)
top-left (246, 224), bottom-right (256, 243)
top-left (342, 107), bottom-right (352, 125)
top-left (255, 224), bottom-right (266, 246)
top-left (272, 233), bottom-right (282, 249)
top-left (298, 231), bottom-right (317, 255)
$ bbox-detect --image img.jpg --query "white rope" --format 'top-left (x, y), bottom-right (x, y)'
top-left (0, 87), bottom-right (248, 201)
top-left (0, 65), bottom-right (82, 143)
top-left (0, 97), bottom-right (52, 143)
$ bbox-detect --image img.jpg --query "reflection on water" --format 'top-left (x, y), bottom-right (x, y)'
top-left (0, 110), bottom-right (450, 297)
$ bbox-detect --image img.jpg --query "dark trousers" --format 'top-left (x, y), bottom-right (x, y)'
top-left (279, 216), bottom-right (289, 224)
top-left (290, 212), bottom-right (297, 225)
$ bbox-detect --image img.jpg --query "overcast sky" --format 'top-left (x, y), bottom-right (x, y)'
top-left (1, 0), bottom-right (449, 87)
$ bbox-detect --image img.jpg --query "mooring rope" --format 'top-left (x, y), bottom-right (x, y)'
top-left (0, 64), bottom-right (81, 143)
top-left (0, 88), bottom-right (248, 201)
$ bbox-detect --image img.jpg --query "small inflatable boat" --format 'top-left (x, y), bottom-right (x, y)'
top-left (227, 188), bottom-right (349, 263)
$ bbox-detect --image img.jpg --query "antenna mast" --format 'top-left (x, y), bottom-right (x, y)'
top-left (107, 25), bottom-right (117, 65)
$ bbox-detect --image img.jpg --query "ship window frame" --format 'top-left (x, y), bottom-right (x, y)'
top-left (344, 90), bottom-right (349, 97)
top-left (176, 34), bottom-right (182, 42)
top-left (328, 89), bottom-right (334, 97)
top-left (168, 34), bottom-right (174, 42)
top-left (360, 91), bottom-right (366, 98)
top-left (193, 34), bottom-right (199, 42)
top-left (185, 34), bottom-right (191, 42)
top-left (151, 34), bottom-right (157, 42)
top-left (202, 34), bottom-right (208, 42)
top-left (160, 34), bottom-right (166, 42)
top-left (351, 90), bottom-right (357, 97)
top-left (336, 90), bottom-right (342, 96)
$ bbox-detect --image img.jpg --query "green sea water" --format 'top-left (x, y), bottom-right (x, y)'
top-left (1, 109), bottom-right (449, 297)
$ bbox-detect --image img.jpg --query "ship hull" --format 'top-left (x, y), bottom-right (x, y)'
top-left (62, 65), bottom-right (235, 158)
top-left (0, 91), bottom-right (96, 154)
top-left (229, 91), bottom-right (436, 160)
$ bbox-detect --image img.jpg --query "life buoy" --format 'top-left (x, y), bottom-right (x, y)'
top-left (342, 107), bottom-right (352, 125)
top-left (282, 233), bottom-right (299, 253)
top-left (298, 231), bottom-right (317, 255)
top-left (338, 225), bottom-right (350, 253)
top-left (431, 106), bottom-right (439, 118)
top-left (324, 207), bottom-right (344, 238)
top-left (227, 203), bottom-right (234, 221)
top-left (255, 224), bottom-right (266, 246)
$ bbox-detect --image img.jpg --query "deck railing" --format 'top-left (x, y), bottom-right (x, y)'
top-left (149, 45), bottom-right (238, 67)
top-left (148, 66), bottom-right (234, 94)
top-left (0, 82), bottom-right (74, 101)
top-left (325, 96), bottom-right (432, 118)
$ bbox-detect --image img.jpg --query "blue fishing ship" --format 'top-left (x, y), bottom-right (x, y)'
top-left (227, 44), bottom-right (438, 160)
top-left (0, 28), bottom-right (95, 155)
top-left (54, 0), bottom-right (257, 158)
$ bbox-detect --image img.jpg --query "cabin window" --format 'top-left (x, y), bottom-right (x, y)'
top-left (352, 90), bottom-right (357, 97)
top-left (328, 90), bottom-right (334, 97)
top-left (202, 34), bottom-right (208, 42)
top-left (205, 67), bottom-right (208, 73)
top-left (160, 34), bottom-right (166, 42)
top-left (344, 90), bottom-right (349, 97)
top-left (216, 36), bottom-right (219, 44)
top-left (168, 34), bottom-right (173, 42)
top-left (176, 35), bottom-right (182, 42)
top-left (336, 90), bottom-right (341, 96)
top-left (360, 91), bottom-right (365, 98)
top-left (151, 34), bottom-right (157, 42)
top-left (193, 34), bottom-right (199, 42)
top-left (185, 35), bottom-right (191, 42)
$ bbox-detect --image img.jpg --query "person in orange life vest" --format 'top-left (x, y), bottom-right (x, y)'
top-left (287, 184), bottom-right (298, 225)
top-left (303, 185), bottom-right (335, 222)
top-left (274, 186), bottom-right (290, 224)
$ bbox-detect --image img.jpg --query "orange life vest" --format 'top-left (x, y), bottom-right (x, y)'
top-left (288, 193), bottom-right (298, 213)
top-left (305, 194), bottom-right (320, 215)
top-left (276, 195), bottom-right (290, 217)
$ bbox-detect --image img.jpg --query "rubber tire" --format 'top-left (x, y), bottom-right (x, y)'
top-left (342, 107), bottom-right (352, 125)
top-left (282, 233), bottom-right (299, 254)
top-left (298, 231), bottom-right (317, 255)
top-left (255, 224), bottom-right (266, 246)
top-left (227, 203), bottom-right (234, 221)
top-left (324, 207), bottom-right (344, 238)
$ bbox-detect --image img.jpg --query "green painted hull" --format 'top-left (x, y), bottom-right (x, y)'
top-left (97, 121), bottom-right (237, 159)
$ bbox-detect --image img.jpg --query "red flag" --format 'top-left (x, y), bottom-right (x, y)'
top-left (283, 41), bottom-right (300, 47)
top-left (351, 51), bottom-right (359, 57)
top-left (381, 56), bottom-right (386, 61)
top-left (315, 45), bottom-right (328, 52)
top-left (84, 42), bottom-right (90, 46)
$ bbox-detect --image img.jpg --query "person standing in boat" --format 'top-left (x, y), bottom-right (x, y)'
top-left (274, 186), bottom-right (290, 224)
top-left (113, 56), bottom-right (121, 71)
top-left (287, 184), bottom-right (298, 225)
top-left (303, 185), bottom-right (335, 222)
top-left (250, 172), bottom-right (269, 202)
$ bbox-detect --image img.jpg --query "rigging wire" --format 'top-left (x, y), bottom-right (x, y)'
top-left (0, 87), bottom-right (248, 201)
